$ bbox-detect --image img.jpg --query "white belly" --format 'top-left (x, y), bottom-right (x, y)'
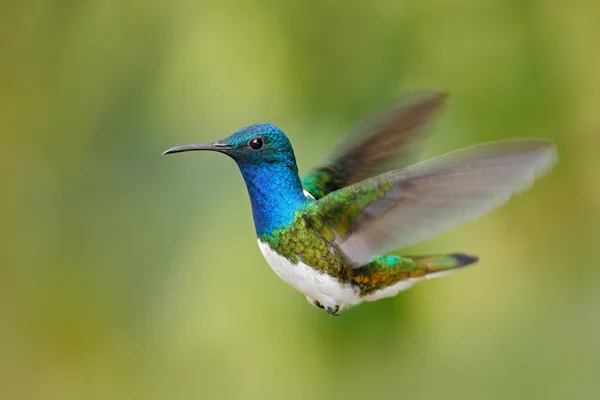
top-left (257, 240), bottom-right (362, 311)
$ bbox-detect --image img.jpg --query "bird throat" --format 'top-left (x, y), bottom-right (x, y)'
top-left (237, 161), bottom-right (309, 236)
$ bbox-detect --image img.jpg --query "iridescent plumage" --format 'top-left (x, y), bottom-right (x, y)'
top-left (164, 91), bottom-right (557, 315)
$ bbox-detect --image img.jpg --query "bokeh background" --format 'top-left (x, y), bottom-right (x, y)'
top-left (2, 1), bottom-right (600, 399)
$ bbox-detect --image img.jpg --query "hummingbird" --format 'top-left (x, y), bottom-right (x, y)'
top-left (163, 91), bottom-right (557, 315)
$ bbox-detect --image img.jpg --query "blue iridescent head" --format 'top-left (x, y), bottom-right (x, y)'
top-left (220, 123), bottom-right (299, 171)
top-left (163, 123), bottom-right (309, 236)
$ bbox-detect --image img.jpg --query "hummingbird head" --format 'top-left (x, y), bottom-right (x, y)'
top-left (163, 123), bottom-right (298, 171)
top-left (163, 123), bottom-right (307, 236)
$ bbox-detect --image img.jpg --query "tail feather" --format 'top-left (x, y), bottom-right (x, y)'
top-left (411, 253), bottom-right (479, 277)
top-left (353, 253), bottom-right (479, 299)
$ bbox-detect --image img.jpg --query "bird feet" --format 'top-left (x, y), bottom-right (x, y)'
top-left (306, 297), bottom-right (342, 316)
top-left (306, 297), bottom-right (325, 309)
top-left (326, 305), bottom-right (342, 316)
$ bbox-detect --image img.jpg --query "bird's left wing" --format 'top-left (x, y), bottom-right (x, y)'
top-left (308, 139), bottom-right (557, 267)
top-left (301, 91), bottom-right (447, 199)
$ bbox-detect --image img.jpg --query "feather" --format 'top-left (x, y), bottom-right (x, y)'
top-left (312, 139), bottom-right (557, 267)
top-left (302, 91), bottom-right (448, 199)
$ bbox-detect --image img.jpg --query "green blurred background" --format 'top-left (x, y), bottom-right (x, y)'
top-left (2, 0), bottom-right (600, 399)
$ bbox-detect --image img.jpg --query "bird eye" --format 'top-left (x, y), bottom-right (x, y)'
top-left (248, 137), bottom-right (264, 150)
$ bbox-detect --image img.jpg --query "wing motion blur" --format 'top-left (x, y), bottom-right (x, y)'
top-left (302, 91), bottom-right (448, 199)
top-left (311, 139), bottom-right (557, 267)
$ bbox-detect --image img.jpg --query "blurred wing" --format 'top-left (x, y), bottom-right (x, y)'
top-left (312, 139), bottom-right (557, 267)
top-left (301, 91), bottom-right (448, 199)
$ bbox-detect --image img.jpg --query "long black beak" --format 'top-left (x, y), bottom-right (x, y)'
top-left (162, 142), bottom-right (232, 155)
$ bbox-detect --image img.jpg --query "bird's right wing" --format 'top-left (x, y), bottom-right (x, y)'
top-left (309, 139), bottom-right (557, 267)
top-left (301, 91), bottom-right (447, 199)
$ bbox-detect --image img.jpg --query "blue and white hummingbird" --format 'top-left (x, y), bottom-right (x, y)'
top-left (163, 92), bottom-right (557, 315)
